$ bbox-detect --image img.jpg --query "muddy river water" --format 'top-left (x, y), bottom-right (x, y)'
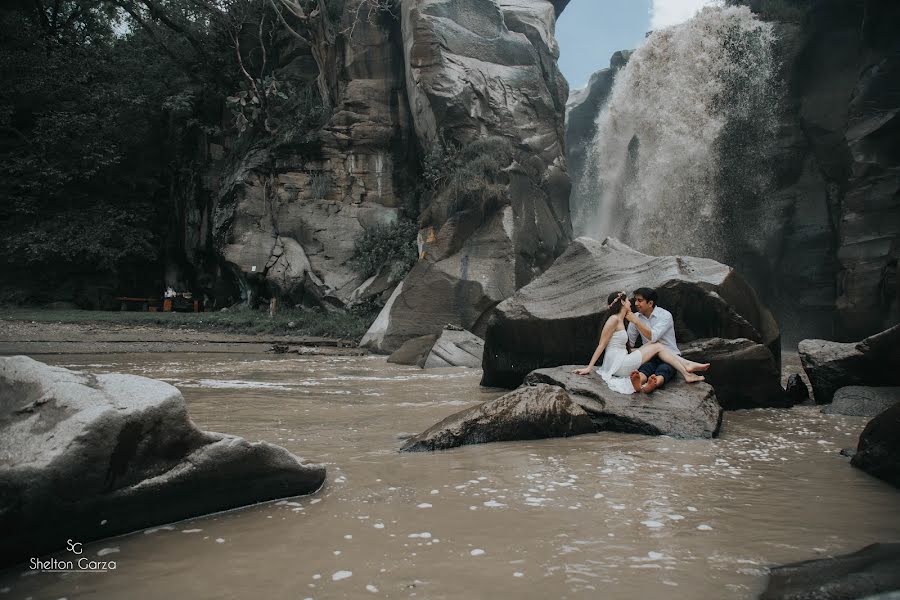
top-left (2, 353), bottom-right (899, 599)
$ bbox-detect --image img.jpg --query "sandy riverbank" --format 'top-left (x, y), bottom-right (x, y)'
top-left (0, 320), bottom-right (365, 356)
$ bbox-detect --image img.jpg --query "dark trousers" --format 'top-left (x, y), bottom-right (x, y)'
top-left (638, 356), bottom-right (675, 384)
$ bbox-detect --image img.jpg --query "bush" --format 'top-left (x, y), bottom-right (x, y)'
top-left (308, 172), bottom-right (331, 199)
top-left (428, 136), bottom-right (516, 219)
top-left (349, 219), bottom-right (418, 283)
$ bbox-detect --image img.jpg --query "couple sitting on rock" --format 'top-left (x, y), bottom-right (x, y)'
top-left (573, 287), bottom-right (709, 394)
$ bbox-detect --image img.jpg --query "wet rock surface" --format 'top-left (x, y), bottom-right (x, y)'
top-left (524, 367), bottom-right (723, 439)
top-left (851, 401), bottom-right (900, 489)
top-left (823, 386), bottom-right (900, 417)
top-left (0, 356), bottom-right (325, 568)
top-left (400, 383), bottom-right (593, 452)
top-left (759, 542), bottom-right (900, 600)
top-left (799, 324), bottom-right (900, 404)
top-left (681, 337), bottom-right (788, 410)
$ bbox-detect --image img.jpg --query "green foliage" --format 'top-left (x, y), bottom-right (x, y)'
top-left (0, 4), bottom-right (181, 284)
top-left (272, 85), bottom-right (330, 146)
top-left (427, 135), bottom-right (516, 218)
top-left (349, 219), bottom-right (418, 283)
top-left (308, 171), bottom-right (331, 198)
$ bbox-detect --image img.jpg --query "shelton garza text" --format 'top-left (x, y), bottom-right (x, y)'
top-left (31, 557), bottom-right (117, 571)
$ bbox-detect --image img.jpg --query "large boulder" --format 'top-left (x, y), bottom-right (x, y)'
top-left (0, 356), bottom-right (325, 568)
top-left (799, 324), bottom-right (900, 404)
top-left (823, 386), bottom-right (900, 417)
top-left (424, 327), bottom-right (485, 369)
top-left (387, 333), bottom-right (440, 367)
top-left (400, 383), bottom-right (594, 452)
top-left (759, 543), bottom-right (900, 600)
top-left (524, 367), bottom-right (722, 439)
top-left (681, 338), bottom-right (789, 410)
top-left (481, 237), bottom-right (780, 388)
top-left (386, 326), bottom-right (486, 368)
top-left (851, 401), bottom-right (900, 488)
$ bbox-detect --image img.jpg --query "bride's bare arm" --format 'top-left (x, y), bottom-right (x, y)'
top-left (573, 316), bottom-right (619, 375)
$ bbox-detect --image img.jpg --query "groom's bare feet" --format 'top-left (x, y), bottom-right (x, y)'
top-left (630, 371), bottom-right (643, 393)
top-left (684, 373), bottom-right (705, 383)
top-left (641, 375), bottom-right (663, 393)
top-left (687, 362), bottom-right (711, 373)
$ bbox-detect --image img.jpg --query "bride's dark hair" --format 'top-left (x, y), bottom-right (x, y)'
top-left (601, 291), bottom-right (627, 325)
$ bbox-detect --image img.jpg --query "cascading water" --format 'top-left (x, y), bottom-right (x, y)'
top-left (576, 6), bottom-right (778, 263)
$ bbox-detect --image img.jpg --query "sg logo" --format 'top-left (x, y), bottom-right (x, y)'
top-left (66, 539), bottom-right (83, 555)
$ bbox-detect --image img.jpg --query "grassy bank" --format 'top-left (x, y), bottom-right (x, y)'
top-left (0, 305), bottom-right (380, 342)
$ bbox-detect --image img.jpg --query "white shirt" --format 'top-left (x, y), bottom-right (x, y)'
top-left (627, 306), bottom-right (680, 355)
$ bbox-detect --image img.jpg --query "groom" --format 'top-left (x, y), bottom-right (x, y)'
top-left (625, 287), bottom-right (679, 394)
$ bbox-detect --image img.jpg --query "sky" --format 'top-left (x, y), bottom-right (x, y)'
top-left (556, 0), bottom-right (717, 89)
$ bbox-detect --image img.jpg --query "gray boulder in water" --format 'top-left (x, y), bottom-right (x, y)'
top-left (400, 383), bottom-right (594, 452)
top-left (851, 401), bottom-right (900, 489)
top-left (481, 237), bottom-right (780, 389)
top-left (387, 333), bottom-right (440, 367)
top-left (799, 324), bottom-right (900, 404)
top-left (423, 327), bottom-right (485, 369)
top-left (760, 543), bottom-right (900, 600)
top-left (386, 327), bottom-right (485, 369)
top-left (401, 364), bottom-right (722, 452)
top-left (0, 356), bottom-right (325, 568)
top-left (823, 386), bottom-right (900, 417)
top-left (680, 338), bottom-right (788, 410)
top-left (524, 367), bottom-right (722, 439)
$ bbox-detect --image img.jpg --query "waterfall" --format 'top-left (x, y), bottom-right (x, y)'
top-left (577, 6), bottom-right (778, 262)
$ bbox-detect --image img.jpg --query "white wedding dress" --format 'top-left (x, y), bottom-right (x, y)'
top-left (595, 329), bottom-right (642, 395)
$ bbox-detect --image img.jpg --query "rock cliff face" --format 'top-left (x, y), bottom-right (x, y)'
top-left (209, 3), bottom-right (416, 309)
top-left (361, 0), bottom-right (573, 352)
top-left (769, 0), bottom-right (900, 342)
top-left (176, 0), bottom-right (571, 346)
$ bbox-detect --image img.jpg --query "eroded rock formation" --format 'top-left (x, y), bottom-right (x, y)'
top-left (400, 383), bottom-right (593, 451)
top-left (0, 356), bottom-right (325, 567)
top-left (361, 0), bottom-right (573, 352)
top-left (799, 323), bottom-right (900, 404)
top-left (480, 237), bottom-right (780, 390)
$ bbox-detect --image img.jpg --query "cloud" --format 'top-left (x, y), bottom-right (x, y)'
top-left (650, 0), bottom-right (719, 29)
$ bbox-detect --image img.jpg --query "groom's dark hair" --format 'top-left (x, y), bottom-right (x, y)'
top-left (633, 287), bottom-right (658, 307)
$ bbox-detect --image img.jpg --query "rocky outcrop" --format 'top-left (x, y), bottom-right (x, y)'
top-left (387, 333), bottom-right (439, 367)
top-left (205, 1), bottom-right (416, 309)
top-left (784, 374), bottom-right (810, 404)
top-left (423, 327), bottom-right (484, 368)
top-left (361, 0), bottom-right (573, 353)
top-left (0, 356), bottom-right (325, 568)
top-left (851, 401), bottom-right (900, 488)
top-left (481, 237), bottom-right (780, 389)
top-left (760, 542), bottom-right (900, 600)
top-left (524, 367), bottom-right (723, 439)
top-left (799, 324), bottom-right (900, 404)
top-left (680, 338), bottom-right (788, 410)
top-left (400, 383), bottom-right (593, 452)
top-left (823, 386), bottom-right (900, 417)
top-left (766, 3), bottom-right (900, 342)
top-left (386, 326), bottom-right (485, 368)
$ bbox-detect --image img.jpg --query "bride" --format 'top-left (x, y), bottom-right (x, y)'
top-left (572, 291), bottom-right (707, 394)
